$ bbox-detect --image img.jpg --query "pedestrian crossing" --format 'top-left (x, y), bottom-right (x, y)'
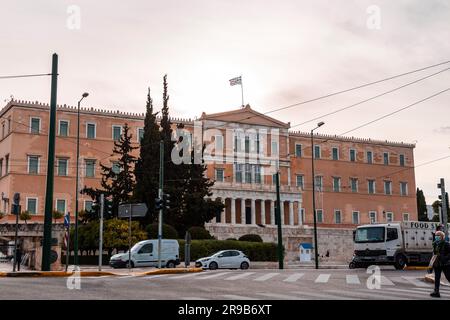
top-left (181, 286), bottom-right (450, 300)
top-left (145, 270), bottom-right (448, 291)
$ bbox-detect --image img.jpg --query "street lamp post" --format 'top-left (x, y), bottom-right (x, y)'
top-left (311, 121), bottom-right (324, 270)
top-left (74, 92), bottom-right (89, 267)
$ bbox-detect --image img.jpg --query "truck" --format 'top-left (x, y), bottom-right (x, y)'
top-left (349, 221), bottom-right (450, 270)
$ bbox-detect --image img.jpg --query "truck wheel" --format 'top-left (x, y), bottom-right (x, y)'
top-left (349, 262), bottom-right (356, 269)
top-left (166, 261), bottom-right (176, 268)
top-left (394, 255), bottom-right (407, 270)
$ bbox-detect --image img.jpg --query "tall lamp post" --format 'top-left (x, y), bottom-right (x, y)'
top-left (311, 121), bottom-right (324, 269)
top-left (74, 92), bottom-right (89, 267)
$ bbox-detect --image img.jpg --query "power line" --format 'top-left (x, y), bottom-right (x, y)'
top-left (291, 67), bottom-right (450, 128)
top-left (0, 73), bottom-right (52, 79)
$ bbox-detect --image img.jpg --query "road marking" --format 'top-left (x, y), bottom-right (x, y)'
top-left (315, 274), bottom-right (331, 283)
top-left (382, 287), bottom-right (450, 298)
top-left (253, 273), bottom-right (279, 281)
top-left (346, 275), bottom-right (360, 285)
top-left (401, 276), bottom-right (432, 287)
top-left (144, 274), bottom-right (169, 280)
top-left (180, 297), bottom-right (209, 300)
top-left (291, 291), bottom-right (360, 300)
top-left (359, 288), bottom-right (430, 300)
top-left (412, 287), bottom-right (450, 294)
top-left (119, 275), bottom-right (136, 279)
top-left (169, 273), bottom-right (203, 279)
top-left (327, 289), bottom-right (407, 300)
top-left (255, 292), bottom-right (305, 300)
top-left (222, 294), bottom-right (258, 300)
top-left (380, 276), bottom-right (395, 286)
top-left (283, 273), bottom-right (305, 282)
top-left (197, 272), bottom-right (229, 280)
top-left (224, 272), bottom-right (255, 281)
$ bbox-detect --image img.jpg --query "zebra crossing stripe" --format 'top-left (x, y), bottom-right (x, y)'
top-left (283, 273), bottom-right (305, 282)
top-left (380, 276), bottom-right (395, 286)
top-left (346, 275), bottom-right (360, 285)
top-left (197, 272), bottom-right (229, 280)
top-left (144, 274), bottom-right (169, 279)
top-left (254, 273), bottom-right (279, 281)
top-left (291, 291), bottom-right (361, 300)
top-left (412, 287), bottom-right (450, 294)
top-left (359, 288), bottom-right (433, 300)
top-left (315, 274), bottom-right (331, 283)
top-left (169, 273), bottom-right (202, 279)
top-left (255, 292), bottom-right (306, 300)
top-left (222, 294), bottom-right (258, 300)
top-left (381, 287), bottom-right (449, 299)
top-left (224, 272), bottom-right (255, 281)
top-left (401, 276), bottom-right (432, 288)
top-left (327, 289), bottom-right (407, 300)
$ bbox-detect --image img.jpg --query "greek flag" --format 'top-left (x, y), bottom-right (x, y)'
top-left (229, 76), bottom-right (242, 86)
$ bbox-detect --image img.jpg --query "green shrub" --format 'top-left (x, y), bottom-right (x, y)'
top-left (146, 223), bottom-right (178, 239)
top-left (178, 240), bottom-right (281, 261)
top-left (226, 238), bottom-right (237, 241)
top-left (187, 226), bottom-right (214, 240)
top-left (238, 234), bottom-right (263, 242)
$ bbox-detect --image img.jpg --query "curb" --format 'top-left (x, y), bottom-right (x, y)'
top-left (424, 275), bottom-right (450, 286)
top-left (0, 268), bottom-right (202, 278)
top-left (404, 266), bottom-right (429, 271)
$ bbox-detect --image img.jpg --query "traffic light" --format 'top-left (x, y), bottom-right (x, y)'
top-left (104, 198), bottom-right (113, 218)
top-left (91, 200), bottom-right (100, 219)
top-left (155, 197), bottom-right (163, 210)
top-left (163, 193), bottom-right (171, 210)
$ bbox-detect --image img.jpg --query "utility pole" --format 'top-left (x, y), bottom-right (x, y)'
top-left (12, 193), bottom-right (20, 273)
top-left (42, 53), bottom-right (58, 271)
top-left (99, 194), bottom-right (104, 271)
top-left (438, 178), bottom-right (449, 237)
top-left (158, 140), bottom-right (164, 269)
top-left (275, 171), bottom-right (283, 269)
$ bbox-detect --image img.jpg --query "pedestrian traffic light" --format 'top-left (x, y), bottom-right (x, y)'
top-left (155, 197), bottom-right (163, 210)
top-left (92, 200), bottom-right (100, 218)
top-left (163, 193), bottom-right (171, 209)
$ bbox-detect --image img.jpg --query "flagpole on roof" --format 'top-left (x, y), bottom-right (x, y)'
top-left (240, 74), bottom-right (244, 107)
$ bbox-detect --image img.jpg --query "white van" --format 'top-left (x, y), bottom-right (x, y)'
top-left (109, 239), bottom-right (180, 268)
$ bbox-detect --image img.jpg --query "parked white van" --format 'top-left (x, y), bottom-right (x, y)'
top-left (109, 239), bottom-right (180, 268)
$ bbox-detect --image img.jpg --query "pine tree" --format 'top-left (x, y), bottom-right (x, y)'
top-left (134, 88), bottom-right (161, 224)
top-left (416, 188), bottom-right (428, 221)
top-left (82, 123), bottom-right (137, 218)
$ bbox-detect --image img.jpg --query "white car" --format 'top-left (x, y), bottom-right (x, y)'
top-left (195, 250), bottom-right (250, 270)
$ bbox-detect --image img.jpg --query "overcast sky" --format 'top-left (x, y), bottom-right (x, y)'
top-left (1, 0), bottom-right (449, 203)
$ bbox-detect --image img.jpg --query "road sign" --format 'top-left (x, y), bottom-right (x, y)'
top-left (13, 193), bottom-right (20, 205)
top-left (118, 203), bottom-right (148, 218)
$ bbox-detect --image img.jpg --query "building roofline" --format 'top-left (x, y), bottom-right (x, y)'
top-left (289, 130), bottom-right (416, 148)
top-left (1, 99), bottom-right (193, 123)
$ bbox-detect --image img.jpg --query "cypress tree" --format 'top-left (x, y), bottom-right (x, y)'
top-left (416, 188), bottom-right (428, 221)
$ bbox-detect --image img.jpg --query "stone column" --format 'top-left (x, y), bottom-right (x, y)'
top-left (251, 198), bottom-right (256, 225)
top-left (280, 201), bottom-right (285, 225)
top-left (231, 197), bottom-right (236, 225)
top-left (298, 202), bottom-right (303, 226)
top-left (241, 198), bottom-right (246, 224)
top-left (270, 200), bottom-right (275, 225)
top-left (289, 201), bottom-right (294, 226)
top-left (261, 200), bottom-right (266, 225)
top-left (221, 198), bottom-right (226, 224)
top-left (210, 197), bottom-right (217, 223)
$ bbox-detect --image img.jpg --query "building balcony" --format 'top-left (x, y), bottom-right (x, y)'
top-left (213, 181), bottom-right (302, 194)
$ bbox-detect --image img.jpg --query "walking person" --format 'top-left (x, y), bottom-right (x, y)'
top-left (430, 231), bottom-right (450, 298)
top-left (15, 246), bottom-right (22, 271)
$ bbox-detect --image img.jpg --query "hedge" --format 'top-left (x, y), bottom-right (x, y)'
top-left (179, 240), bottom-right (282, 261)
top-left (238, 234), bottom-right (263, 242)
top-left (187, 226), bottom-right (214, 240)
top-left (146, 223), bottom-right (178, 239)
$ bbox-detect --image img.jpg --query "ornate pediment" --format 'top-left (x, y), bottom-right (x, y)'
top-left (200, 105), bottom-right (290, 129)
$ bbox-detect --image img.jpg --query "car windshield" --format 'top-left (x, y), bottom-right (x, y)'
top-left (129, 243), bottom-right (142, 252)
top-left (355, 227), bottom-right (385, 243)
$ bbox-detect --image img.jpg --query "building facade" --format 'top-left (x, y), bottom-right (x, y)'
top-left (0, 100), bottom-right (417, 235)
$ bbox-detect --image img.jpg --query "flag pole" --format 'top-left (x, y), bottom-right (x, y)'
top-left (240, 75), bottom-right (244, 107)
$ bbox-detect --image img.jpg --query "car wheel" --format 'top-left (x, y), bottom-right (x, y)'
top-left (209, 262), bottom-right (218, 270)
top-left (240, 262), bottom-right (249, 270)
top-left (394, 255), bottom-right (407, 270)
top-left (126, 261), bottom-right (134, 268)
top-left (166, 261), bottom-right (176, 268)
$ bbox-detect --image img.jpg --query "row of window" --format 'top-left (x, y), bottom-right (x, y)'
top-left (295, 175), bottom-right (409, 196)
top-left (295, 144), bottom-right (406, 166)
top-left (313, 209), bottom-right (410, 224)
top-left (29, 117), bottom-right (145, 142)
top-left (24, 197), bottom-right (94, 215)
top-left (27, 156), bottom-right (120, 177)
top-left (0, 154), bottom-right (9, 177)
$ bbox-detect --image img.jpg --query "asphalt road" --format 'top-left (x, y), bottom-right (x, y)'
top-left (0, 267), bottom-right (448, 300)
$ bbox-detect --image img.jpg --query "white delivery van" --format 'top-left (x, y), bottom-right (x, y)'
top-left (109, 239), bottom-right (180, 268)
top-left (350, 221), bottom-right (450, 269)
